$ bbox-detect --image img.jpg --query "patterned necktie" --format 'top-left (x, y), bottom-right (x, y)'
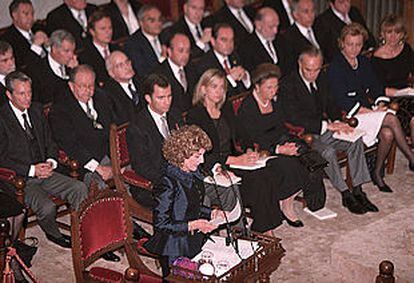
top-left (160, 116), bottom-right (170, 138)
top-left (22, 113), bottom-right (34, 139)
top-left (266, 41), bottom-right (277, 63)
top-left (128, 83), bottom-right (140, 106)
top-left (178, 68), bottom-right (187, 91)
top-left (77, 11), bottom-right (87, 30)
top-left (223, 58), bottom-right (231, 74)
top-left (310, 82), bottom-right (317, 96)
top-left (86, 102), bottom-right (103, 129)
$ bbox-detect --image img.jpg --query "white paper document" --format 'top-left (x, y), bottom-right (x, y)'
top-left (394, 87), bottom-right (414, 97)
top-left (229, 155), bottom-right (278, 170)
top-left (333, 128), bottom-right (366, 142)
top-left (304, 207), bottom-right (337, 220)
top-left (209, 200), bottom-right (242, 226)
top-left (203, 174), bottom-right (241, 188)
top-left (192, 235), bottom-right (260, 277)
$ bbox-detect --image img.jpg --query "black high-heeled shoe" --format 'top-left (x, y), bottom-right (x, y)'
top-left (281, 211), bottom-right (304, 228)
top-left (372, 176), bottom-right (393, 193)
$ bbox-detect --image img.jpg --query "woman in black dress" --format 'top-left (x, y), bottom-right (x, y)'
top-left (371, 14), bottom-right (414, 143)
top-left (187, 69), bottom-right (321, 234)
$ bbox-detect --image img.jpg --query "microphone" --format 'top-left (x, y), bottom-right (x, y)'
top-left (200, 167), bottom-right (241, 258)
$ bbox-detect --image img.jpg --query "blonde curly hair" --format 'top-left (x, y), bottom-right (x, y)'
top-left (162, 125), bottom-right (212, 168)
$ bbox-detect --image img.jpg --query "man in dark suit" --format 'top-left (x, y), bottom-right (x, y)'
top-left (280, 0), bottom-right (323, 74)
top-left (0, 71), bottom-right (88, 248)
top-left (0, 42), bottom-right (16, 107)
top-left (49, 65), bottom-right (114, 191)
top-left (127, 74), bottom-right (180, 187)
top-left (25, 30), bottom-right (78, 104)
top-left (124, 5), bottom-right (166, 77)
top-left (152, 33), bottom-right (192, 114)
top-left (102, 0), bottom-right (141, 41)
top-left (240, 7), bottom-right (289, 74)
top-left (162, 0), bottom-right (211, 60)
top-left (262, 0), bottom-right (294, 34)
top-left (207, 0), bottom-right (255, 48)
top-left (104, 51), bottom-right (143, 124)
top-left (1, 0), bottom-right (48, 68)
top-left (190, 23), bottom-right (251, 97)
top-left (278, 47), bottom-right (377, 215)
top-left (78, 10), bottom-right (119, 87)
top-left (46, 0), bottom-right (97, 50)
top-left (314, 0), bottom-right (376, 62)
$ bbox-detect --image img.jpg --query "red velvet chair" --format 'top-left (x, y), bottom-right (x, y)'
top-left (109, 123), bottom-right (153, 224)
top-left (71, 187), bottom-right (162, 283)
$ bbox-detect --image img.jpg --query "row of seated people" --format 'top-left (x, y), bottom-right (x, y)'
top-left (0, 0), bottom-right (412, 137)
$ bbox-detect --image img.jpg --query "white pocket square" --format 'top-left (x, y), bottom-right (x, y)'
top-left (347, 92), bottom-right (357, 96)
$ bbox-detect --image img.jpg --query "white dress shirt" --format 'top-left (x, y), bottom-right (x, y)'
top-left (69, 7), bottom-right (88, 30)
top-left (48, 54), bottom-right (67, 79)
top-left (148, 105), bottom-right (170, 138)
top-left (9, 102), bottom-right (57, 176)
top-left (78, 99), bottom-right (101, 172)
top-left (142, 31), bottom-right (165, 63)
top-left (93, 41), bottom-right (110, 59)
top-left (282, 0), bottom-right (295, 25)
top-left (228, 6), bottom-right (254, 33)
top-left (121, 3), bottom-right (140, 34)
top-left (0, 74), bottom-right (5, 87)
top-left (15, 26), bottom-right (44, 56)
top-left (167, 58), bottom-right (186, 86)
top-left (184, 16), bottom-right (208, 51)
top-left (331, 7), bottom-right (352, 24)
top-left (119, 79), bottom-right (136, 100)
top-left (213, 51), bottom-right (251, 89)
top-left (295, 22), bottom-right (320, 49)
top-left (256, 31), bottom-right (278, 64)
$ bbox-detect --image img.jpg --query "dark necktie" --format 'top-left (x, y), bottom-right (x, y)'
top-left (223, 58), bottom-right (231, 75)
top-left (22, 113), bottom-right (34, 140)
top-left (178, 68), bottom-right (187, 91)
top-left (195, 25), bottom-right (202, 39)
top-left (128, 83), bottom-right (140, 106)
top-left (86, 102), bottom-right (103, 129)
top-left (310, 82), bottom-right (317, 96)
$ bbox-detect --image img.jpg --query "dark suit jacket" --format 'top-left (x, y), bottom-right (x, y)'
top-left (46, 3), bottom-right (97, 50)
top-left (161, 17), bottom-right (208, 60)
top-left (102, 0), bottom-right (142, 41)
top-left (48, 89), bottom-right (113, 168)
top-left (279, 23), bottom-right (323, 74)
top-left (0, 102), bottom-right (58, 177)
top-left (0, 84), bottom-right (8, 107)
top-left (278, 71), bottom-right (342, 135)
top-left (25, 57), bottom-right (69, 104)
top-left (25, 57), bottom-right (70, 104)
top-left (327, 53), bottom-right (384, 114)
top-left (239, 32), bottom-right (289, 74)
top-left (186, 103), bottom-right (250, 170)
top-left (126, 107), bottom-right (181, 184)
top-left (124, 29), bottom-right (161, 76)
top-left (206, 4), bottom-right (255, 49)
top-left (314, 6), bottom-right (376, 62)
top-left (0, 25), bottom-right (43, 68)
top-left (262, 0), bottom-right (292, 34)
top-left (78, 39), bottom-right (119, 87)
top-left (152, 60), bottom-right (192, 114)
top-left (103, 76), bottom-right (143, 125)
top-left (190, 50), bottom-right (248, 97)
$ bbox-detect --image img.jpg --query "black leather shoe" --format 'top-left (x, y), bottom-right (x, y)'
top-left (45, 234), bottom-right (71, 249)
top-left (101, 251), bottom-right (120, 262)
top-left (352, 186), bottom-right (379, 213)
top-left (133, 222), bottom-right (151, 240)
top-left (341, 190), bottom-right (367, 214)
top-left (281, 212), bottom-right (304, 228)
top-left (372, 177), bottom-right (393, 193)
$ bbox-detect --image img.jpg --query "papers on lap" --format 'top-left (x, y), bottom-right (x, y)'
top-left (304, 207), bottom-right (337, 220)
top-left (229, 156), bottom-right (278, 170)
top-left (332, 128), bottom-right (366, 142)
top-left (394, 87), bottom-right (414, 97)
top-left (192, 235), bottom-right (260, 277)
